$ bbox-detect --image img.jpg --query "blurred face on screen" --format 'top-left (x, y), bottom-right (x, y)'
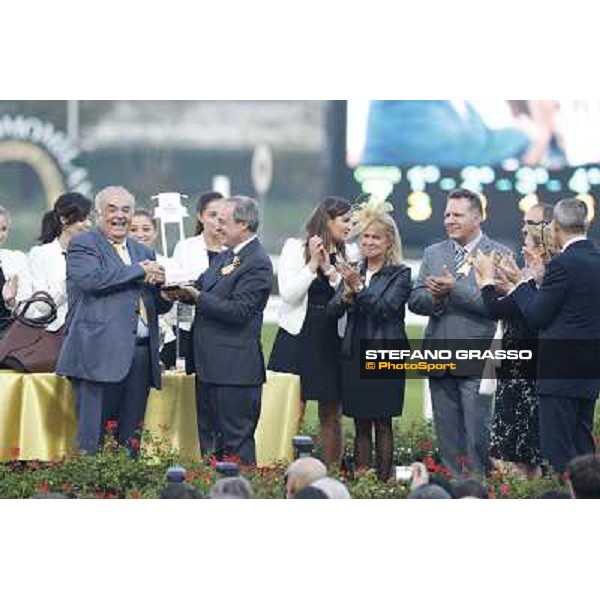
top-left (444, 197), bottom-right (481, 246)
top-left (97, 192), bottom-right (134, 243)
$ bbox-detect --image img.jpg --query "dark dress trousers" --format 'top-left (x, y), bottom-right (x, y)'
top-left (192, 238), bottom-right (273, 464)
top-left (56, 229), bottom-right (172, 454)
top-left (511, 239), bottom-right (600, 472)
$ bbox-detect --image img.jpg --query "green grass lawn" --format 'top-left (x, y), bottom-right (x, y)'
top-left (261, 323), bottom-right (426, 438)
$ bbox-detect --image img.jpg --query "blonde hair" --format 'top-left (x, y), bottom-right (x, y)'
top-left (523, 221), bottom-right (559, 262)
top-left (360, 213), bottom-right (403, 266)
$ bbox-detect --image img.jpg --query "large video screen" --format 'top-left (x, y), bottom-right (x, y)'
top-left (347, 100), bottom-right (600, 169)
top-left (342, 101), bottom-right (600, 253)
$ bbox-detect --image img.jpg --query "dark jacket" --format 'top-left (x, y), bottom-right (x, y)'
top-left (192, 238), bottom-right (273, 386)
top-left (327, 263), bottom-right (411, 358)
top-left (511, 239), bottom-right (600, 398)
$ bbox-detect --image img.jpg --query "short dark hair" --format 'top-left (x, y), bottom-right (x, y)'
top-left (536, 489), bottom-right (571, 499)
top-left (447, 188), bottom-right (483, 216)
top-left (195, 191), bottom-right (224, 235)
top-left (159, 483), bottom-right (203, 499)
top-left (454, 478), bottom-right (488, 499)
top-left (408, 484), bottom-right (452, 499)
top-left (567, 454), bottom-right (600, 499)
top-left (39, 192), bottom-right (92, 244)
top-left (292, 485), bottom-right (328, 499)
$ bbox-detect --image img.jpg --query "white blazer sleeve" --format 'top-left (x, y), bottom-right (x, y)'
top-left (28, 245), bottom-right (67, 309)
top-left (8, 250), bottom-right (33, 303)
top-left (277, 238), bottom-right (317, 305)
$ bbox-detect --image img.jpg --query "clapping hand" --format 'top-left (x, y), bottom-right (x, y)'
top-left (425, 267), bottom-right (456, 302)
top-left (496, 253), bottom-right (522, 285)
top-left (307, 235), bottom-right (326, 272)
top-left (1, 274), bottom-right (18, 308)
top-left (472, 250), bottom-right (495, 289)
top-left (522, 246), bottom-right (545, 284)
top-left (336, 257), bottom-right (362, 292)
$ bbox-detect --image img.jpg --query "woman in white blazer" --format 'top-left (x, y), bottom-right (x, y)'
top-left (268, 197), bottom-right (353, 467)
top-left (171, 191), bottom-right (226, 369)
top-left (0, 205), bottom-right (33, 334)
top-left (27, 193), bottom-right (92, 332)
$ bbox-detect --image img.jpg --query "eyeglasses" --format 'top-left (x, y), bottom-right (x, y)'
top-left (524, 219), bottom-right (551, 226)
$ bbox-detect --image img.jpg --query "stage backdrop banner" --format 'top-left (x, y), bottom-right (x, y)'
top-left (0, 370), bottom-right (301, 466)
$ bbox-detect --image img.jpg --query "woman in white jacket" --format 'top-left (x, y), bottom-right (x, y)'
top-left (268, 197), bottom-right (352, 466)
top-left (171, 191), bottom-right (225, 369)
top-left (27, 193), bottom-right (92, 331)
top-left (0, 205), bottom-right (33, 335)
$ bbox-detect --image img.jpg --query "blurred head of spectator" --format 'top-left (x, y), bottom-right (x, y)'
top-left (454, 478), bottom-right (488, 499)
top-left (209, 476), bottom-right (253, 499)
top-left (310, 477), bottom-right (351, 499)
top-left (159, 482), bottom-right (203, 499)
top-left (408, 484), bottom-right (452, 499)
top-left (292, 486), bottom-right (329, 499)
top-left (537, 490), bottom-right (572, 499)
top-left (567, 454), bottom-right (600, 499)
top-left (285, 457), bottom-right (327, 498)
top-left (30, 492), bottom-right (70, 499)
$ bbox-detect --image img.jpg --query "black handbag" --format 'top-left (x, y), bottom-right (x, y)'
top-left (0, 291), bottom-right (65, 373)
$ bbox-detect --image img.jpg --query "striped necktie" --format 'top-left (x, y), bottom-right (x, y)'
top-left (455, 244), bottom-right (468, 278)
top-left (112, 242), bottom-right (148, 325)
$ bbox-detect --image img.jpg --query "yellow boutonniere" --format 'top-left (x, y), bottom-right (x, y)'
top-left (456, 255), bottom-right (474, 278)
top-left (220, 255), bottom-right (241, 276)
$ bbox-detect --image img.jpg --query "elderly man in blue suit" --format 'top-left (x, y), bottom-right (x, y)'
top-left (510, 198), bottom-right (600, 473)
top-left (57, 186), bottom-right (172, 455)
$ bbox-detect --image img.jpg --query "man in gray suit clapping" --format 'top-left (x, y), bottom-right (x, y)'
top-left (409, 188), bottom-right (510, 477)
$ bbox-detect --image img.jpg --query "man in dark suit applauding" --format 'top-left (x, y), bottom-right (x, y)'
top-left (166, 196), bottom-right (273, 464)
top-left (511, 198), bottom-right (600, 473)
top-left (57, 186), bottom-right (172, 455)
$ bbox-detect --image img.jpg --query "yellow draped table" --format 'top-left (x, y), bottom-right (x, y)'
top-left (0, 370), bottom-right (301, 466)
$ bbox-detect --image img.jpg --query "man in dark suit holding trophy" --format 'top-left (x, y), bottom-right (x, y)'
top-left (164, 196), bottom-right (273, 464)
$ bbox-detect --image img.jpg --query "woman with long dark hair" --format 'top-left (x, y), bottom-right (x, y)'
top-left (28, 192), bottom-right (92, 331)
top-left (268, 196), bottom-right (352, 466)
